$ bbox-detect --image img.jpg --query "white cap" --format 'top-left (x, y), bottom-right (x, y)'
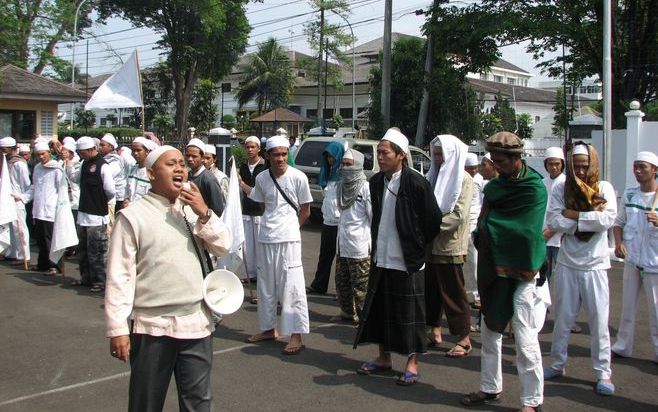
top-left (260, 137), bottom-right (267, 144)
top-left (544, 146), bottom-right (564, 160)
top-left (245, 136), bottom-right (260, 147)
top-left (186, 138), bottom-right (206, 153)
top-left (573, 144), bottom-right (589, 156)
top-left (482, 152), bottom-right (493, 164)
top-left (76, 136), bottom-right (95, 150)
top-left (63, 142), bottom-right (76, 153)
top-left (381, 128), bottom-right (409, 152)
top-left (343, 149), bottom-right (354, 161)
top-left (62, 136), bottom-right (75, 146)
top-left (465, 153), bottom-right (479, 167)
top-left (204, 144), bottom-right (216, 156)
top-left (636, 151), bottom-right (658, 167)
top-left (34, 137), bottom-right (48, 145)
top-left (101, 133), bottom-right (118, 149)
top-left (0, 137), bottom-right (16, 147)
top-left (145, 145), bottom-right (179, 169)
top-left (266, 136), bottom-right (289, 151)
top-left (34, 142), bottom-right (50, 152)
top-left (133, 137), bottom-right (156, 152)
top-left (18, 145), bottom-right (30, 153)
top-left (276, 127), bottom-right (288, 136)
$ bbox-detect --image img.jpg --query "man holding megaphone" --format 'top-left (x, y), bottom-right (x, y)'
top-left (104, 146), bottom-right (232, 412)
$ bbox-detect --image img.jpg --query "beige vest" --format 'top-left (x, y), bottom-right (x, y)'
top-left (119, 192), bottom-right (204, 316)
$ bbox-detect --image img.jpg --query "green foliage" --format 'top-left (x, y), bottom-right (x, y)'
top-left (74, 107), bottom-right (96, 129)
top-left (235, 38), bottom-right (296, 113)
top-left (98, 0), bottom-right (250, 143)
top-left (142, 62), bottom-right (174, 129)
top-left (516, 113), bottom-right (533, 140)
top-left (330, 113), bottom-right (343, 129)
top-left (490, 92), bottom-right (517, 132)
top-left (552, 88), bottom-right (574, 138)
top-left (480, 113), bottom-right (503, 139)
top-left (222, 114), bottom-right (236, 129)
top-left (152, 112), bottom-right (175, 139)
top-left (188, 79), bottom-right (218, 132)
top-left (57, 127), bottom-right (142, 143)
top-left (645, 101), bottom-right (658, 122)
top-left (230, 144), bottom-right (247, 168)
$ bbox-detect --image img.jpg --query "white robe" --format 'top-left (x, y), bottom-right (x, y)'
top-left (7, 158), bottom-right (30, 260)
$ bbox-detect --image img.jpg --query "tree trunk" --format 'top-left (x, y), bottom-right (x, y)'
top-left (173, 62), bottom-right (198, 145)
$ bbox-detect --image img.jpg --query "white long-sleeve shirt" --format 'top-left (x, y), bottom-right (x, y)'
top-left (321, 181), bottom-right (340, 226)
top-left (8, 157), bottom-right (30, 211)
top-left (66, 160), bottom-right (116, 226)
top-left (615, 186), bottom-right (658, 273)
top-left (468, 173), bottom-right (484, 232)
top-left (547, 180), bottom-right (617, 270)
top-left (104, 153), bottom-right (126, 202)
top-left (543, 174), bottom-right (566, 247)
top-left (375, 169), bottom-right (406, 272)
top-left (22, 161), bottom-right (62, 222)
top-left (337, 183), bottom-right (372, 259)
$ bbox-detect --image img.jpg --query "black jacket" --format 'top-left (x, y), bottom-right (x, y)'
top-left (239, 160), bottom-right (268, 216)
top-left (370, 166), bottom-right (442, 273)
top-left (191, 168), bottom-right (225, 217)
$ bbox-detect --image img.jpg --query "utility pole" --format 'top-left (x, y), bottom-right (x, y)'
top-left (316, 7), bottom-right (325, 127)
top-left (381, 0), bottom-right (392, 130)
top-left (324, 39), bottom-right (329, 122)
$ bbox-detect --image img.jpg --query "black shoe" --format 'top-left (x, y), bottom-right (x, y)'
top-left (460, 392), bottom-right (502, 407)
top-left (305, 286), bottom-right (325, 295)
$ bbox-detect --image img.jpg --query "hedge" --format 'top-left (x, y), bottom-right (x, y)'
top-left (57, 127), bottom-right (143, 145)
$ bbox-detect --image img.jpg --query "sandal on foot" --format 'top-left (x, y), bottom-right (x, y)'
top-left (395, 371), bottom-right (419, 386)
top-left (90, 285), bottom-right (104, 293)
top-left (356, 362), bottom-right (392, 375)
top-left (460, 391), bottom-right (502, 406)
top-left (44, 268), bottom-right (57, 276)
top-left (427, 335), bottom-right (442, 348)
top-left (70, 280), bottom-right (90, 287)
top-left (446, 342), bottom-right (472, 358)
top-left (519, 405), bottom-right (542, 412)
top-left (570, 324), bottom-right (582, 333)
top-left (281, 344), bottom-right (305, 355)
top-left (246, 333), bottom-right (276, 343)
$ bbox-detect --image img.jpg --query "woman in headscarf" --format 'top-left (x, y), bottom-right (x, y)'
top-left (307, 140), bottom-right (345, 294)
top-left (331, 149), bottom-right (371, 323)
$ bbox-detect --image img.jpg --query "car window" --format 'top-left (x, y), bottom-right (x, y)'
top-left (409, 147), bottom-right (430, 175)
top-left (351, 144), bottom-right (375, 171)
top-left (295, 141), bottom-right (329, 167)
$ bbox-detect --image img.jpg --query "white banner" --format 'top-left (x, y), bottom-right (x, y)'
top-left (221, 157), bottom-right (245, 253)
top-left (49, 173), bottom-right (78, 263)
top-left (85, 50), bottom-right (143, 110)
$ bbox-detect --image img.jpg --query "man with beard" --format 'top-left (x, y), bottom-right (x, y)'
top-left (544, 142), bottom-right (617, 396)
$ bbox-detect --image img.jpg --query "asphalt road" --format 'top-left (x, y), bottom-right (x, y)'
top-left (0, 222), bottom-right (656, 412)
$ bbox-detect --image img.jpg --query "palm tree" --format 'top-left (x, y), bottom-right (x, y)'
top-left (235, 38), bottom-right (295, 113)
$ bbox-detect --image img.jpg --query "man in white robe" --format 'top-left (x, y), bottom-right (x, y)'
top-left (0, 137), bottom-right (30, 264)
top-left (245, 136), bottom-right (312, 355)
top-left (463, 152), bottom-right (483, 309)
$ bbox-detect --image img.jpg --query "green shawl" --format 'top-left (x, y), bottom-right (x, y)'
top-left (476, 161), bottom-right (547, 333)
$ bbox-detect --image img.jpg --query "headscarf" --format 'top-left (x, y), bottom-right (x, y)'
top-left (564, 142), bottom-right (606, 241)
top-left (426, 134), bottom-right (468, 214)
top-left (318, 141), bottom-right (345, 188)
top-left (338, 149), bottom-right (366, 210)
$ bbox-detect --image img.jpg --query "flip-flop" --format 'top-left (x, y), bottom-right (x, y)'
top-left (356, 362), bottom-right (392, 375)
top-left (427, 335), bottom-right (442, 348)
top-left (395, 371), bottom-right (419, 386)
top-left (446, 342), bottom-right (472, 358)
top-left (246, 333), bottom-right (277, 343)
top-left (281, 344), bottom-right (305, 355)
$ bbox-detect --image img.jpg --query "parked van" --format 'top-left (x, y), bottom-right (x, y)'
top-left (293, 137), bottom-right (431, 217)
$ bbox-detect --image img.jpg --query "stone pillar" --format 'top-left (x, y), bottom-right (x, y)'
top-left (624, 101), bottom-right (645, 188)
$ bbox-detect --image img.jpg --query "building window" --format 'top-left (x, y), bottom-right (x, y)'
top-left (297, 70), bottom-right (306, 78)
top-left (534, 115), bottom-right (541, 123)
top-left (507, 78), bottom-right (516, 85)
top-left (0, 110), bottom-right (36, 140)
top-left (339, 108), bottom-right (352, 119)
top-left (480, 73), bottom-right (488, 80)
top-left (306, 109), bottom-right (317, 119)
top-left (289, 105), bottom-right (302, 115)
top-left (322, 108), bottom-right (334, 119)
top-left (493, 75), bottom-right (503, 83)
top-left (40, 111), bottom-right (53, 138)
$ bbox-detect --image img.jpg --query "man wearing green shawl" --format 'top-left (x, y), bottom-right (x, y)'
top-left (461, 132), bottom-right (547, 412)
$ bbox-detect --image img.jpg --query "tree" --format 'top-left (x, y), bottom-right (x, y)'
top-left (552, 87), bottom-right (575, 138)
top-left (516, 113), bottom-right (533, 140)
top-left (74, 107), bottom-right (96, 129)
top-left (142, 62), bottom-right (174, 130)
top-left (188, 79), bottom-right (218, 132)
top-left (152, 112), bottom-right (175, 139)
top-left (0, 1), bottom-right (93, 74)
top-left (490, 92), bottom-right (517, 132)
top-left (235, 38), bottom-right (295, 113)
top-left (442, 1), bottom-right (658, 127)
top-left (480, 113), bottom-right (503, 139)
top-left (98, 0), bottom-right (251, 143)
top-left (47, 57), bottom-right (89, 85)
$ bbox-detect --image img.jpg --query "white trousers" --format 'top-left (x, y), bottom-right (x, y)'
top-left (550, 265), bottom-right (612, 379)
top-left (242, 216), bottom-right (260, 279)
top-left (480, 280), bottom-right (543, 407)
top-left (257, 241), bottom-right (309, 336)
top-left (611, 264), bottom-right (658, 360)
top-left (463, 233), bottom-right (479, 302)
top-left (8, 208), bottom-right (30, 261)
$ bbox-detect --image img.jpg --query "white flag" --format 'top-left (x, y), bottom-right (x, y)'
top-left (222, 157), bottom-right (245, 253)
top-left (49, 173), bottom-right (78, 263)
top-left (0, 154), bottom-right (18, 253)
top-left (85, 50), bottom-right (143, 110)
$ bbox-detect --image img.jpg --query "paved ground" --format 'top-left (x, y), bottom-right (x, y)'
top-left (0, 222), bottom-right (657, 412)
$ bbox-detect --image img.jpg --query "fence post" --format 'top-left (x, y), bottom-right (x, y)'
top-left (624, 101), bottom-right (645, 188)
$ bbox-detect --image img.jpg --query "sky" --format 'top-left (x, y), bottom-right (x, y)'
top-left (53, 0), bottom-right (553, 85)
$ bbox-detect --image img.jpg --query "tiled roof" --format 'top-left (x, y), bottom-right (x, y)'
top-left (468, 78), bottom-right (558, 103)
top-left (250, 107), bottom-right (313, 123)
top-left (0, 65), bottom-right (88, 102)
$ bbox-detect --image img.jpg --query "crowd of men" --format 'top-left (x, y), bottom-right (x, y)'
top-left (1, 127), bottom-right (657, 412)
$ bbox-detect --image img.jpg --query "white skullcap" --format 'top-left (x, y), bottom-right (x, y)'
top-left (34, 142), bottom-right (50, 152)
top-left (63, 142), bottom-right (76, 153)
top-left (381, 128), bottom-right (409, 152)
top-left (636, 151), bottom-right (658, 167)
top-left (266, 136), bottom-right (289, 151)
top-left (133, 137), bottom-right (154, 151)
top-left (18, 145), bottom-right (30, 153)
top-left (145, 145), bottom-right (179, 169)
top-left (482, 152), bottom-right (493, 164)
top-left (0, 137), bottom-right (16, 147)
top-left (76, 136), bottom-right (95, 150)
top-left (343, 149), bottom-right (354, 161)
top-left (62, 136), bottom-right (75, 146)
top-left (92, 137), bottom-right (101, 148)
top-left (186, 138), bottom-right (205, 153)
top-left (101, 133), bottom-right (118, 149)
top-left (204, 144), bottom-right (216, 156)
top-left (573, 144), bottom-right (589, 156)
top-left (465, 153), bottom-right (479, 167)
top-left (545, 146), bottom-right (564, 160)
top-left (34, 137), bottom-right (48, 145)
top-left (276, 127), bottom-right (288, 136)
top-left (260, 137), bottom-right (267, 144)
top-left (245, 136), bottom-right (260, 147)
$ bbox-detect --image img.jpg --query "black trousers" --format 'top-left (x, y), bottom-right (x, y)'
top-left (129, 334), bottom-right (213, 412)
top-left (310, 224), bottom-right (338, 293)
top-left (425, 262), bottom-right (471, 337)
top-left (33, 219), bottom-right (59, 271)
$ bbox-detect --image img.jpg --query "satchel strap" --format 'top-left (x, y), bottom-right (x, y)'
top-left (269, 169), bottom-right (299, 216)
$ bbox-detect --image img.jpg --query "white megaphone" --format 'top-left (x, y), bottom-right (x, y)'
top-left (203, 269), bottom-right (244, 315)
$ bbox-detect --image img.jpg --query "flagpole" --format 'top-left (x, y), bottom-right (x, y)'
top-left (135, 50), bottom-right (145, 134)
